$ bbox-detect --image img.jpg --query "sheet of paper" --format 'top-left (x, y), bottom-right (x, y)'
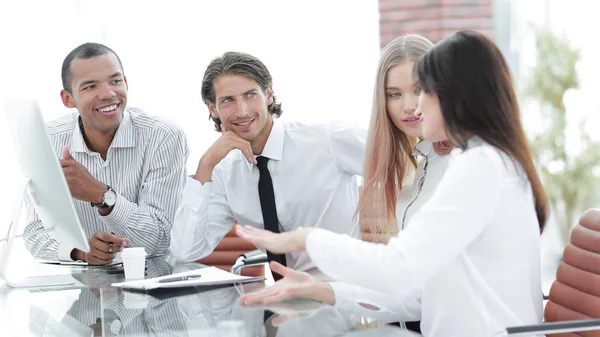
top-left (111, 267), bottom-right (264, 290)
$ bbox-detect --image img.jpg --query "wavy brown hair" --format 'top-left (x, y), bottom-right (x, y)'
top-left (201, 51), bottom-right (282, 132)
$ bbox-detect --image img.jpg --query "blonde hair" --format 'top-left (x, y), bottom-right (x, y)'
top-left (356, 34), bottom-right (434, 243)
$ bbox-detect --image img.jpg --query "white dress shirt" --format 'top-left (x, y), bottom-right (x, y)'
top-left (24, 108), bottom-right (189, 261)
top-left (330, 140), bottom-right (452, 323)
top-left (306, 138), bottom-right (544, 337)
top-left (170, 120), bottom-right (366, 279)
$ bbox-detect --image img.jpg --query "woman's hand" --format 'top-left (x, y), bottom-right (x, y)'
top-left (239, 261), bottom-right (335, 305)
top-left (235, 225), bottom-right (314, 254)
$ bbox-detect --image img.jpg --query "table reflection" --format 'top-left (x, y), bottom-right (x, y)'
top-left (0, 257), bottom-right (417, 337)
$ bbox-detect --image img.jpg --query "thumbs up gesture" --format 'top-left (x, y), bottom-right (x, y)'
top-left (60, 146), bottom-right (109, 203)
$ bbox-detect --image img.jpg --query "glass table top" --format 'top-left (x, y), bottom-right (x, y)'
top-left (0, 256), bottom-right (421, 337)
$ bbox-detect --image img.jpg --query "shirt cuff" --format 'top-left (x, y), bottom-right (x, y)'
top-left (306, 228), bottom-right (337, 261)
top-left (329, 281), bottom-right (354, 308)
top-left (182, 176), bottom-right (212, 212)
top-left (99, 193), bottom-right (134, 231)
top-left (57, 242), bottom-right (76, 261)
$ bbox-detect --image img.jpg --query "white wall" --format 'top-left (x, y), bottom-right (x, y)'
top-left (0, 0), bottom-right (379, 258)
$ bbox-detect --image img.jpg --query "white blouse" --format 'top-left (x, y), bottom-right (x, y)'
top-left (307, 138), bottom-right (543, 337)
top-left (330, 140), bottom-right (451, 323)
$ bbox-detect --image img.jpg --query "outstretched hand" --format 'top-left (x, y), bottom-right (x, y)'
top-left (239, 261), bottom-right (334, 305)
top-left (235, 225), bottom-right (313, 254)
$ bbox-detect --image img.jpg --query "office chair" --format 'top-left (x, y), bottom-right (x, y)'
top-left (500, 208), bottom-right (600, 336)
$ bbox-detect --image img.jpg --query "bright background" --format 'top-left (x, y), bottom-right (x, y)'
top-left (0, 0), bottom-right (380, 293)
top-left (0, 0), bottom-right (599, 301)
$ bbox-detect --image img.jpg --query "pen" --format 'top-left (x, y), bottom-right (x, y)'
top-left (158, 274), bottom-right (202, 283)
top-left (109, 232), bottom-right (115, 253)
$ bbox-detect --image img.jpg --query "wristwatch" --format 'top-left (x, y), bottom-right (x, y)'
top-left (91, 185), bottom-right (117, 209)
top-left (98, 311), bottom-right (122, 335)
top-left (108, 318), bottom-right (122, 335)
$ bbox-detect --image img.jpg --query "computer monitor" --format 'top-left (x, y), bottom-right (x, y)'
top-left (1, 99), bottom-right (90, 287)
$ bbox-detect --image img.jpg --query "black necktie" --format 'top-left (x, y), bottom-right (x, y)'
top-left (256, 156), bottom-right (287, 280)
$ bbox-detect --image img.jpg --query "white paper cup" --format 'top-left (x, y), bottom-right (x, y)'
top-left (121, 247), bottom-right (146, 280)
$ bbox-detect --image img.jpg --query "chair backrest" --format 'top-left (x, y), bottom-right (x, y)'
top-left (544, 208), bottom-right (600, 336)
top-left (196, 225), bottom-right (264, 277)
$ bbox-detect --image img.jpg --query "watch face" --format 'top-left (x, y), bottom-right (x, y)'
top-left (104, 190), bottom-right (117, 207)
top-left (109, 319), bottom-right (122, 334)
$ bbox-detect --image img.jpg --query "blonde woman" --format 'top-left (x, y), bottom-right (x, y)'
top-left (239, 34), bottom-right (453, 332)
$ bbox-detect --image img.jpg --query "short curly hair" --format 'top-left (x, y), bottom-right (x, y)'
top-left (201, 51), bottom-right (282, 132)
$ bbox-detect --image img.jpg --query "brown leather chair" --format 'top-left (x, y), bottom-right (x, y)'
top-left (503, 209), bottom-right (600, 336)
top-left (196, 226), bottom-right (265, 278)
top-left (542, 208), bottom-right (600, 336)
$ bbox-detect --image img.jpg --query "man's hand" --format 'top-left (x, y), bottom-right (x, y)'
top-left (194, 130), bottom-right (256, 184)
top-left (61, 146), bottom-right (108, 203)
top-left (89, 321), bottom-right (116, 337)
top-left (72, 231), bottom-right (129, 265)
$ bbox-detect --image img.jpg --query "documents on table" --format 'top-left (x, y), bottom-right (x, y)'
top-left (111, 267), bottom-right (265, 290)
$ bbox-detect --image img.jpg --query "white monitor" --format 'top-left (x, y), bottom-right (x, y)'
top-left (1, 100), bottom-right (89, 287)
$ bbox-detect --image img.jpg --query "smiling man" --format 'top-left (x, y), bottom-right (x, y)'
top-left (170, 51), bottom-right (366, 280)
top-left (24, 43), bottom-right (188, 265)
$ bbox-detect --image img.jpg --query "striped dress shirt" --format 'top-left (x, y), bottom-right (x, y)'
top-left (24, 107), bottom-right (189, 261)
top-left (27, 290), bottom-right (189, 336)
top-left (27, 258), bottom-right (184, 336)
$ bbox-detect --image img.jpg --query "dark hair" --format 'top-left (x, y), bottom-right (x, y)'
top-left (414, 30), bottom-right (549, 231)
top-left (61, 42), bottom-right (124, 93)
top-left (201, 51), bottom-right (282, 132)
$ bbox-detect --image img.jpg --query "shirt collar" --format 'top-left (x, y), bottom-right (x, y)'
top-left (466, 135), bottom-right (484, 148)
top-left (70, 109), bottom-right (136, 153)
top-left (244, 120), bottom-right (285, 171)
top-left (413, 139), bottom-right (435, 158)
top-left (70, 114), bottom-right (87, 153)
top-left (110, 109), bottom-right (136, 148)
